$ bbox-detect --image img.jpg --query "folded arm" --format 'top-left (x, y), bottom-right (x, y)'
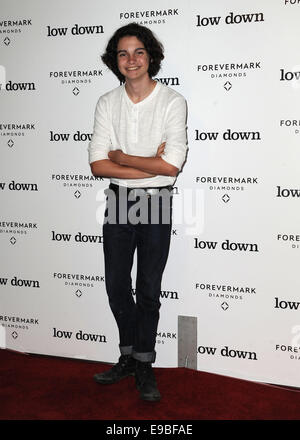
top-left (88, 94), bottom-right (187, 180)
top-left (90, 142), bottom-right (169, 179)
top-left (90, 158), bottom-right (155, 179)
top-left (108, 150), bottom-right (178, 177)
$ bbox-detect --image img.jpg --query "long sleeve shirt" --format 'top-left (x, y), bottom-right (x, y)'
top-left (88, 81), bottom-right (188, 188)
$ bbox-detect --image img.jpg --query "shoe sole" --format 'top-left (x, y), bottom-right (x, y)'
top-left (93, 372), bottom-right (135, 385)
top-left (140, 394), bottom-right (161, 402)
top-left (136, 383), bottom-right (161, 402)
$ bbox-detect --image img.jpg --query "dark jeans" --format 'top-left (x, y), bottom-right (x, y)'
top-left (103, 184), bottom-right (172, 363)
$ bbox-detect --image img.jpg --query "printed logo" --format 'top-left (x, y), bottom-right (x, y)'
top-left (0, 180), bottom-right (38, 192)
top-left (119, 8), bottom-right (179, 25)
top-left (53, 327), bottom-right (107, 343)
top-left (279, 119), bottom-right (300, 135)
top-left (51, 173), bottom-right (104, 193)
top-left (0, 220), bottom-right (38, 243)
top-left (280, 68), bottom-right (300, 82)
top-left (275, 297), bottom-right (300, 310)
top-left (156, 329), bottom-right (177, 346)
top-left (196, 60), bottom-right (262, 90)
top-left (197, 61), bottom-right (261, 79)
top-left (195, 176), bottom-right (258, 203)
top-left (53, 271), bottom-right (105, 288)
top-left (274, 325), bottom-right (300, 362)
top-left (132, 287), bottom-right (179, 300)
top-left (0, 19), bottom-right (33, 45)
top-left (195, 128), bottom-right (261, 142)
top-left (196, 11), bottom-right (264, 27)
top-left (276, 186), bottom-right (300, 198)
top-left (277, 234), bottom-right (300, 250)
top-left (46, 23), bottom-right (104, 37)
top-left (49, 69), bottom-right (103, 95)
top-left (0, 314), bottom-right (39, 331)
top-left (51, 230), bottom-right (103, 244)
top-left (195, 282), bottom-right (257, 306)
top-left (0, 275), bottom-right (40, 289)
top-left (280, 67), bottom-right (300, 91)
top-left (284, 0), bottom-right (300, 5)
top-left (193, 238), bottom-right (259, 253)
top-left (50, 130), bottom-right (92, 143)
top-left (0, 123), bottom-right (36, 147)
top-left (197, 344), bottom-right (257, 360)
top-left (1, 80), bottom-right (36, 92)
top-left (155, 76), bottom-right (180, 87)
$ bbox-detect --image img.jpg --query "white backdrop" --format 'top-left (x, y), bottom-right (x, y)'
top-left (1, 0), bottom-right (300, 388)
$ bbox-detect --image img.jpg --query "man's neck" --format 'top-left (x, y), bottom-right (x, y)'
top-left (125, 76), bottom-right (156, 104)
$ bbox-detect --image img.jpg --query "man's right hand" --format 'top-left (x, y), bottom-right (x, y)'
top-left (155, 142), bottom-right (166, 157)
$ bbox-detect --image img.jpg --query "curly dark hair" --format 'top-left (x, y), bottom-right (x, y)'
top-left (101, 23), bottom-right (164, 83)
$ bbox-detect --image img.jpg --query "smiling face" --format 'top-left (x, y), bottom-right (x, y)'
top-left (116, 35), bottom-right (150, 82)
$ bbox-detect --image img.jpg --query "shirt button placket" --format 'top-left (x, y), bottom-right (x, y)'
top-left (133, 107), bottom-right (138, 143)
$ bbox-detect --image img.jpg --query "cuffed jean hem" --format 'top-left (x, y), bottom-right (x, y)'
top-left (119, 345), bottom-right (133, 356)
top-left (132, 350), bottom-right (156, 363)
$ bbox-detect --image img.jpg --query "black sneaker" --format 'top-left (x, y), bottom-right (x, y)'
top-left (93, 355), bottom-right (135, 385)
top-left (135, 361), bottom-right (161, 401)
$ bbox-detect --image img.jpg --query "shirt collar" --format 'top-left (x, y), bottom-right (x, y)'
top-left (123, 80), bottom-right (160, 107)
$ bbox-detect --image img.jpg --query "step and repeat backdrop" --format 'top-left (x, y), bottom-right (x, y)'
top-left (1, 0), bottom-right (300, 387)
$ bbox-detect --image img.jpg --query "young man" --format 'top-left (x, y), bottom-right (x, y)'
top-left (88, 23), bottom-right (187, 401)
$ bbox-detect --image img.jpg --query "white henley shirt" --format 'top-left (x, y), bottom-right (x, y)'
top-left (88, 80), bottom-right (188, 188)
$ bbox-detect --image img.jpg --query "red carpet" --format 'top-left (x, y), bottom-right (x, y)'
top-left (1, 348), bottom-right (300, 420)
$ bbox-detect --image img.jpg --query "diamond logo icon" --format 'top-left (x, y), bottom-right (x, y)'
top-left (7, 139), bottom-right (14, 148)
top-left (222, 194), bottom-right (230, 203)
top-left (224, 81), bottom-right (232, 91)
top-left (12, 331), bottom-right (18, 339)
top-left (74, 190), bottom-right (81, 199)
top-left (10, 237), bottom-right (16, 245)
top-left (221, 302), bottom-right (229, 311)
top-left (4, 37), bottom-right (11, 46)
top-left (75, 289), bottom-right (83, 297)
top-left (73, 87), bottom-right (80, 96)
